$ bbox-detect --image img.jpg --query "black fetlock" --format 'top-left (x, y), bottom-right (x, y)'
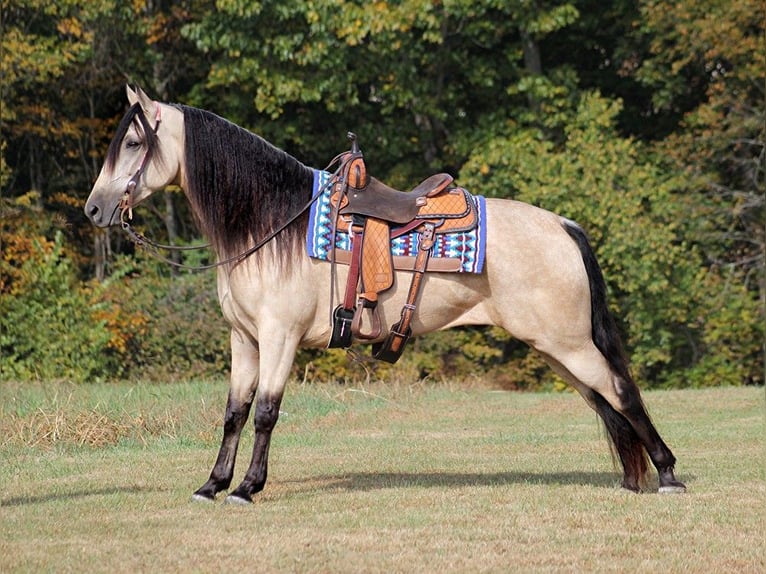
top-left (191, 474), bottom-right (232, 502)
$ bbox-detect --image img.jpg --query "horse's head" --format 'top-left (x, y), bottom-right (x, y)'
top-left (85, 85), bottom-right (184, 227)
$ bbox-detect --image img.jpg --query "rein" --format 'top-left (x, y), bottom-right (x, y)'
top-left (120, 187), bottom-right (322, 271)
top-left (119, 135), bottom-right (348, 271)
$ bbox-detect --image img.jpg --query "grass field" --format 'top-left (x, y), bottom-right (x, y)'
top-left (1, 380), bottom-right (763, 573)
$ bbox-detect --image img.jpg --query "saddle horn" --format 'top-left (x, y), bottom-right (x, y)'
top-left (347, 132), bottom-right (360, 154)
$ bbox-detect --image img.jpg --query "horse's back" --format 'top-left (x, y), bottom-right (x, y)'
top-left (485, 197), bottom-right (578, 249)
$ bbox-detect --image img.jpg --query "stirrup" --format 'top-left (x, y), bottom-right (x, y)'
top-left (329, 305), bottom-right (355, 348)
top-left (351, 297), bottom-right (383, 340)
top-left (371, 322), bottom-right (412, 364)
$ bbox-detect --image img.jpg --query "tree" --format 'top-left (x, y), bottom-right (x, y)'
top-left (634, 0), bottom-right (765, 384)
top-left (0, 0), bottom-right (761, 385)
top-left (182, 0), bottom-right (579, 181)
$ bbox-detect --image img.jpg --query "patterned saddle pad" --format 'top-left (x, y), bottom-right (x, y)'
top-left (306, 170), bottom-right (487, 274)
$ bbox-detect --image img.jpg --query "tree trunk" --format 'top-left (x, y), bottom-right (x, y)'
top-left (521, 30), bottom-right (542, 76)
top-left (521, 29), bottom-right (542, 111)
top-left (164, 191), bottom-right (181, 272)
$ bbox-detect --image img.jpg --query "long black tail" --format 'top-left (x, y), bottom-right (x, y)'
top-left (562, 220), bottom-right (649, 488)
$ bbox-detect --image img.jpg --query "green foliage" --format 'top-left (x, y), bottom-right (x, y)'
top-left (0, 232), bottom-right (119, 382)
top-left (678, 267), bottom-right (764, 387)
top-left (633, 0), bottom-right (765, 385)
top-left (0, 249), bottom-right (230, 383)
top-left (183, 0), bottom-right (581, 177)
top-left (109, 260), bottom-right (230, 381)
top-left (0, 194), bottom-right (229, 382)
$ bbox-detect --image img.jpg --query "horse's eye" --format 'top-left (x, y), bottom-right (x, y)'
top-left (126, 140), bottom-right (141, 149)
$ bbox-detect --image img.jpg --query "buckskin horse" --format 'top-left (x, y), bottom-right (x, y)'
top-left (84, 86), bottom-right (686, 504)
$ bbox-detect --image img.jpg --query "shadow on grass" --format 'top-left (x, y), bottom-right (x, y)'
top-left (285, 470), bottom-right (625, 492)
top-left (309, 470), bottom-right (698, 493)
top-left (1, 485), bottom-right (161, 507)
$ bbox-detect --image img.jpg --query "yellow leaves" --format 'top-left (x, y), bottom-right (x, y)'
top-left (1, 236), bottom-right (50, 295)
top-left (216, 0), bottom-right (264, 19)
top-left (50, 192), bottom-right (81, 209)
top-left (91, 305), bottom-right (149, 354)
top-left (332, 1), bottom-right (419, 45)
top-left (306, 8), bottom-right (320, 25)
top-left (88, 274), bottom-right (150, 356)
top-left (2, 24), bottom-right (89, 89)
top-left (12, 190), bottom-right (41, 208)
top-left (336, 18), bottom-right (366, 46)
top-left (147, 13), bottom-right (169, 45)
top-left (57, 17), bottom-right (84, 39)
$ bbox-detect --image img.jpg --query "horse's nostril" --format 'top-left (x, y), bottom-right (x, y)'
top-left (85, 202), bottom-right (102, 224)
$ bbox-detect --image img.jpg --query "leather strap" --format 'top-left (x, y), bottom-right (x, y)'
top-left (396, 222), bottom-right (436, 330)
top-left (330, 247), bottom-right (462, 272)
top-left (372, 222), bottom-right (436, 362)
top-left (343, 221), bottom-right (365, 311)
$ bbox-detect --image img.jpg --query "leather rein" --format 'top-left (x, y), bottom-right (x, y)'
top-left (117, 103), bottom-right (345, 272)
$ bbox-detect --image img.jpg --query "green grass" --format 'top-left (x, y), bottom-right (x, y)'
top-left (1, 380), bottom-right (764, 573)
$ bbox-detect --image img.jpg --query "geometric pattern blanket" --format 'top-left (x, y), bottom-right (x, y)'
top-left (306, 169), bottom-right (487, 274)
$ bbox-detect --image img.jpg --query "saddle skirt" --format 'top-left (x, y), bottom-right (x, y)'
top-left (307, 169), bottom-right (487, 274)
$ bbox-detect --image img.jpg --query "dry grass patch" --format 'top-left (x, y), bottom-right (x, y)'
top-left (0, 380), bottom-right (223, 450)
top-left (3, 405), bottom-right (134, 448)
top-left (0, 402), bottom-right (182, 449)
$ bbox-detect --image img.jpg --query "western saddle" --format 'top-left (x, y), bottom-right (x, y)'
top-left (328, 133), bottom-right (478, 363)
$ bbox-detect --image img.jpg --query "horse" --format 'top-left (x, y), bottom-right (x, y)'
top-left (84, 86), bottom-right (686, 504)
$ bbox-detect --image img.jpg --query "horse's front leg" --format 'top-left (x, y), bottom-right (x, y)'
top-left (192, 331), bottom-right (259, 502)
top-left (225, 331), bottom-right (300, 505)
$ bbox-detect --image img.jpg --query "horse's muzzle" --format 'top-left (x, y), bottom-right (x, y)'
top-left (84, 197), bottom-right (119, 228)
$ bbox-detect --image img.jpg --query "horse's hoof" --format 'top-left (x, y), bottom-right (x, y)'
top-left (224, 494), bottom-right (252, 506)
top-left (190, 492), bottom-right (215, 503)
top-left (620, 481), bottom-right (641, 494)
top-left (658, 483), bottom-right (687, 494)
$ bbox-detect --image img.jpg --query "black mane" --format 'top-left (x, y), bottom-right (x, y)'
top-left (180, 105), bottom-right (315, 268)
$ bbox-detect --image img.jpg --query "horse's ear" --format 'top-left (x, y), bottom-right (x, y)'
top-left (126, 85), bottom-right (156, 115)
top-left (126, 84), bottom-right (139, 106)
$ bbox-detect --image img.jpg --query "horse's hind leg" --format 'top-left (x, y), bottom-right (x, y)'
top-left (541, 220), bottom-right (685, 492)
top-left (192, 331), bottom-right (259, 502)
top-left (594, 376), bottom-right (686, 493)
top-left (538, 345), bottom-right (686, 493)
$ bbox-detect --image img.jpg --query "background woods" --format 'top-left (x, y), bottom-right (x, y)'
top-left (1, 0), bottom-right (763, 387)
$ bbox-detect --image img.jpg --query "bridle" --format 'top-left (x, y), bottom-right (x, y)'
top-left (119, 104), bottom-right (162, 222)
top-left (115, 103), bottom-right (349, 271)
